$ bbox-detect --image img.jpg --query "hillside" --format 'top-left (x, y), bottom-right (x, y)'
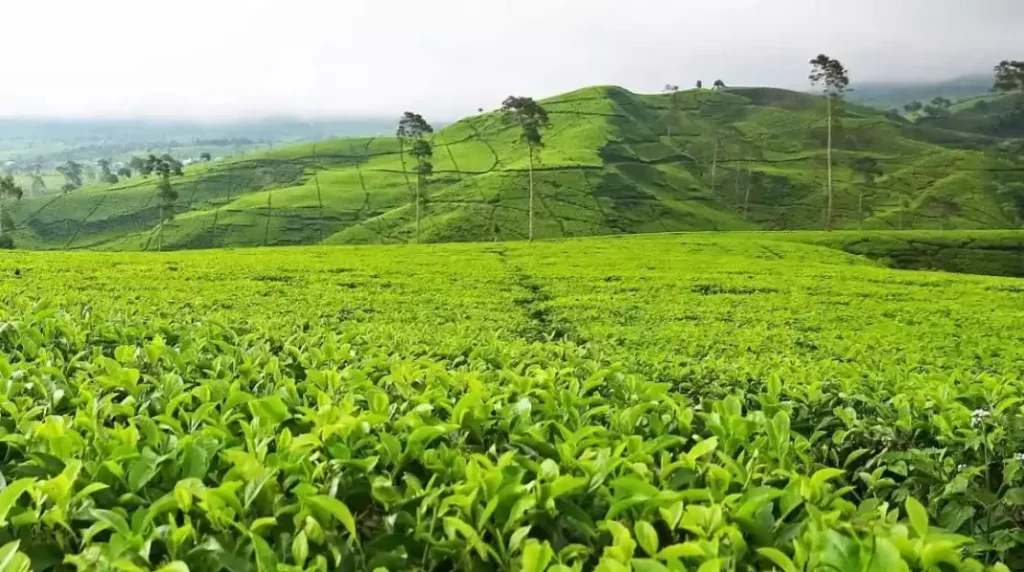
top-left (8, 86), bottom-right (1024, 250)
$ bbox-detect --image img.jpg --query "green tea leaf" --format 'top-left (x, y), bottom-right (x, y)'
top-left (905, 497), bottom-right (929, 538)
top-left (306, 495), bottom-right (356, 538)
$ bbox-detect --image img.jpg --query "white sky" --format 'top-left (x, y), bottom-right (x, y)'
top-left (1, 0), bottom-right (1020, 120)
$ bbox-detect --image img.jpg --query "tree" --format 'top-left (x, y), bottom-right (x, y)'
top-left (117, 167), bottom-right (132, 179)
top-left (396, 112), bottom-right (434, 241)
top-left (0, 175), bottom-right (24, 247)
top-left (809, 54), bottom-right (850, 231)
top-left (713, 79), bottom-right (726, 89)
top-left (161, 154), bottom-right (184, 176)
top-left (97, 159), bottom-right (118, 184)
top-left (904, 101), bottom-right (923, 113)
top-left (29, 167), bottom-right (46, 196)
top-left (200, 152), bottom-right (212, 162)
top-left (56, 160), bottom-right (84, 193)
top-left (146, 155), bottom-right (179, 251)
top-left (130, 156), bottom-right (149, 176)
top-left (852, 156), bottom-right (882, 229)
top-left (696, 80), bottom-right (703, 89)
top-left (993, 60), bottom-right (1024, 94)
top-left (930, 97), bottom-right (952, 108)
top-left (500, 96), bottom-right (550, 242)
top-left (662, 84), bottom-right (680, 137)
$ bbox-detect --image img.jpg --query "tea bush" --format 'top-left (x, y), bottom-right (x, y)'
top-left (0, 233), bottom-right (1020, 571)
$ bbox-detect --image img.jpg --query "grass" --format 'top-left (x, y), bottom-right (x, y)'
top-left (0, 232), bottom-right (1022, 568)
top-left (6, 86), bottom-right (1024, 250)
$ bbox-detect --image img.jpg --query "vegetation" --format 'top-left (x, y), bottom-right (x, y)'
top-left (0, 232), bottom-right (1020, 569)
top-left (396, 112), bottom-right (435, 240)
top-left (501, 96), bottom-right (551, 242)
top-left (1, 80), bottom-right (1023, 250)
top-left (809, 54), bottom-right (850, 230)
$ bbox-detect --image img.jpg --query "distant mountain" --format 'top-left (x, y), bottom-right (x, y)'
top-left (8, 85), bottom-right (1024, 250)
top-left (0, 117), bottom-right (394, 168)
top-left (848, 74), bottom-right (995, 109)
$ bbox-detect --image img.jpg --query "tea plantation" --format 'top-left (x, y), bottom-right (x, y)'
top-left (0, 232), bottom-right (1022, 571)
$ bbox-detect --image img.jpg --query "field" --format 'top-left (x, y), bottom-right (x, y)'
top-left (0, 231), bottom-right (1021, 570)
top-left (7, 86), bottom-right (1024, 251)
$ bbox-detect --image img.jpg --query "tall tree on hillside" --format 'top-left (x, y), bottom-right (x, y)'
top-left (396, 112), bottom-right (434, 241)
top-left (117, 166), bottom-right (132, 179)
top-left (662, 84), bottom-right (680, 137)
top-left (0, 175), bottom-right (24, 248)
top-left (147, 155), bottom-right (179, 251)
top-left (713, 79), bottom-right (726, 89)
top-left (501, 96), bottom-right (550, 242)
top-left (809, 54), bottom-right (850, 231)
top-left (56, 160), bottom-right (84, 193)
top-left (696, 80), bottom-right (703, 89)
top-left (852, 156), bottom-right (883, 229)
top-left (904, 101), bottom-right (923, 113)
top-left (200, 152), bottom-right (212, 162)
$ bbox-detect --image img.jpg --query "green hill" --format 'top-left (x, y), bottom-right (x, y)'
top-left (8, 85), bottom-right (1024, 250)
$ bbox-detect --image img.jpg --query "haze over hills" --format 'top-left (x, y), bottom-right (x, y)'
top-left (847, 74), bottom-right (995, 109)
top-left (6, 83), bottom-right (1022, 251)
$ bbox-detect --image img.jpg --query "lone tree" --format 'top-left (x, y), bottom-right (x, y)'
top-left (117, 166), bottom-right (132, 179)
top-left (147, 155), bottom-right (179, 251)
top-left (713, 79), bottom-right (726, 89)
top-left (396, 112), bottom-right (434, 241)
top-left (56, 160), bottom-right (84, 193)
top-left (200, 152), bottom-right (212, 162)
top-left (501, 96), bottom-right (550, 242)
top-left (904, 101), bottom-right (923, 113)
top-left (852, 156), bottom-right (883, 229)
top-left (696, 80), bottom-right (703, 89)
top-left (662, 84), bottom-right (680, 136)
top-left (809, 54), bottom-right (850, 230)
top-left (0, 175), bottom-right (24, 247)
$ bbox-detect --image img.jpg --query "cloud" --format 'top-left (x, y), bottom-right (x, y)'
top-left (0, 0), bottom-right (1019, 120)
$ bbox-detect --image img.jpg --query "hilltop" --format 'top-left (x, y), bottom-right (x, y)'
top-left (8, 85), bottom-right (1024, 250)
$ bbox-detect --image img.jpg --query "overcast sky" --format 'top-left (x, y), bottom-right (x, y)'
top-left (1, 0), bottom-right (1020, 121)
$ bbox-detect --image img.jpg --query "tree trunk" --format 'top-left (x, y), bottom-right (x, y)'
top-left (826, 96), bottom-right (834, 231)
top-left (743, 161), bottom-right (752, 220)
top-left (528, 146), bottom-right (535, 242)
top-left (858, 188), bottom-right (863, 230)
top-left (710, 140), bottom-right (719, 192)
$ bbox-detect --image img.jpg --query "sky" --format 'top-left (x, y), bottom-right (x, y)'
top-left (1, 0), bottom-right (1020, 121)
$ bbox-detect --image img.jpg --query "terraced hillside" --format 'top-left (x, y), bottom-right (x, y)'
top-left (8, 86), bottom-right (1024, 250)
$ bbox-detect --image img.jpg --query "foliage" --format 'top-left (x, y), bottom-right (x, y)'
top-left (809, 55), bottom-right (849, 99)
top-left (56, 161), bottom-right (84, 193)
top-left (993, 60), bottom-right (1024, 94)
top-left (4, 85), bottom-right (1024, 250)
top-left (0, 233), bottom-right (1019, 569)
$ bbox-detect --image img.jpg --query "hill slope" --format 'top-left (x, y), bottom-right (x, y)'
top-left (8, 86), bottom-right (1024, 250)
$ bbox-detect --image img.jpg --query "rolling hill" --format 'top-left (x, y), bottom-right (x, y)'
top-left (7, 85), bottom-right (1024, 250)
